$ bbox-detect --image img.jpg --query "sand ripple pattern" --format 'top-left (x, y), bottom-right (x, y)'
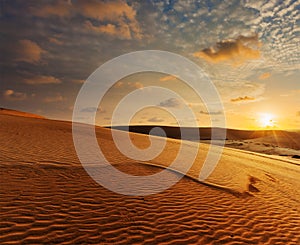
top-left (1, 115), bottom-right (300, 244)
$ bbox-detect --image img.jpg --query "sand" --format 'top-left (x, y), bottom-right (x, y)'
top-left (1, 112), bottom-right (300, 244)
top-left (112, 125), bottom-right (300, 157)
top-left (0, 108), bottom-right (45, 119)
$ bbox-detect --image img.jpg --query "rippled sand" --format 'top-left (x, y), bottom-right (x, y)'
top-left (1, 113), bottom-right (300, 244)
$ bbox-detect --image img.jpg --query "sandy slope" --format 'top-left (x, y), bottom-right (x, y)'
top-left (0, 108), bottom-right (45, 119)
top-left (112, 125), bottom-right (300, 153)
top-left (1, 114), bottom-right (300, 244)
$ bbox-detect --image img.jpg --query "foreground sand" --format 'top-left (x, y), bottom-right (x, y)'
top-left (1, 114), bottom-right (300, 244)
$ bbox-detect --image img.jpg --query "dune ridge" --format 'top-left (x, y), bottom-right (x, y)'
top-left (1, 113), bottom-right (300, 244)
top-left (111, 125), bottom-right (300, 158)
top-left (0, 108), bottom-right (45, 119)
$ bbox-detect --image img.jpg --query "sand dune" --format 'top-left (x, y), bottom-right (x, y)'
top-left (1, 113), bottom-right (300, 244)
top-left (0, 108), bottom-right (45, 119)
top-left (111, 125), bottom-right (300, 156)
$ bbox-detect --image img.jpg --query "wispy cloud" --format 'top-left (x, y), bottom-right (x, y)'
top-left (43, 95), bottom-right (64, 103)
top-left (114, 81), bottom-right (143, 89)
top-left (215, 81), bottom-right (265, 103)
top-left (3, 90), bottom-right (27, 101)
top-left (48, 37), bottom-right (63, 45)
top-left (80, 107), bottom-right (105, 113)
top-left (24, 75), bottom-right (61, 85)
top-left (148, 117), bottom-right (164, 123)
top-left (159, 98), bottom-right (182, 108)
top-left (159, 75), bottom-right (178, 82)
top-left (199, 110), bottom-right (223, 115)
top-left (230, 96), bottom-right (256, 103)
top-left (71, 79), bottom-right (85, 84)
top-left (30, 1), bottom-right (72, 17)
top-left (85, 21), bottom-right (132, 40)
top-left (132, 82), bottom-right (144, 89)
top-left (259, 72), bottom-right (271, 80)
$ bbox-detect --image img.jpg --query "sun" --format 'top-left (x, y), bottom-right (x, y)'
top-left (258, 113), bottom-right (276, 128)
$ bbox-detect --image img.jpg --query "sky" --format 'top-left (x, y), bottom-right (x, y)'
top-left (1, 0), bottom-right (299, 129)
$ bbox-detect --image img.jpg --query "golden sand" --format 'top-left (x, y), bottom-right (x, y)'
top-left (1, 113), bottom-right (299, 244)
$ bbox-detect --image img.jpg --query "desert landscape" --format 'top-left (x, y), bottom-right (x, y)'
top-left (1, 109), bottom-right (300, 244)
top-left (1, 1), bottom-right (299, 244)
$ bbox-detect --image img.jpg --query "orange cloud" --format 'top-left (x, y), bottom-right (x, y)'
top-left (31, 1), bottom-right (72, 17)
top-left (79, 0), bottom-right (142, 39)
top-left (43, 95), bottom-right (64, 103)
top-left (113, 81), bottom-right (143, 89)
top-left (114, 81), bottom-right (124, 88)
top-left (15, 39), bottom-right (45, 63)
top-left (132, 82), bottom-right (144, 89)
top-left (49, 37), bottom-right (63, 45)
top-left (3, 90), bottom-right (27, 101)
top-left (230, 96), bottom-right (256, 103)
top-left (24, 75), bottom-right (61, 85)
top-left (29, 1), bottom-right (142, 39)
top-left (77, 0), bottom-right (136, 22)
top-left (194, 34), bottom-right (261, 65)
top-left (259, 72), bottom-right (271, 80)
top-left (85, 21), bottom-right (131, 40)
top-left (72, 79), bottom-right (85, 84)
top-left (80, 106), bottom-right (105, 113)
top-left (85, 21), bottom-right (117, 34)
top-left (159, 75), bottom-right (178, 82)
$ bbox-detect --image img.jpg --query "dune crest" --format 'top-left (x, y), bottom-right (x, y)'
top-left (111, 125), bottom-right (300, 156)
top-left (0, 108), bottom-right (45, 119)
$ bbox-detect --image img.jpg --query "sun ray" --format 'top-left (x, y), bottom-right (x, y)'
top-left (258, 113), bottom-right (276, 128)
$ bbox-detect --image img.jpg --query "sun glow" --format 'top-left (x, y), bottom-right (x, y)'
top-left (258, 113), bottom-right (276, 128)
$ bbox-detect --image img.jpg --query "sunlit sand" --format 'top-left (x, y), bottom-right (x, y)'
top-left (1, 110), bottom-right (299, 244)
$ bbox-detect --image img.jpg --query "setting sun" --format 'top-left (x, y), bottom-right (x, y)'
top-left (258, 113), bottom-right (276, 128)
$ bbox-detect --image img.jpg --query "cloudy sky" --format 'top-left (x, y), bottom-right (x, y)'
top-left (1, 0), bottom-right (299, 129)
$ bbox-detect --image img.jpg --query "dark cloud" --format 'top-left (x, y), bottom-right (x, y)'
top-left (148, 117), bottom-right (164, 123)
top-left (230, 96), bottom-right (256, 103)
top-left (1, 39), bottom-right (46, 64)
top-left (30, 1), bottom-right (72, 18)
top-left (29, 0), bottom-right (142, 40)
top-left (80, 107), bottom-right (105, 113)
top-left (199, 110), bottom-right (222, 115)
top-left (48, 37), bottom-right (63, 45)
top-left (79, 0), bottom-right (142, 39)
top-left (159, 98), bottom-right (181, 108)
